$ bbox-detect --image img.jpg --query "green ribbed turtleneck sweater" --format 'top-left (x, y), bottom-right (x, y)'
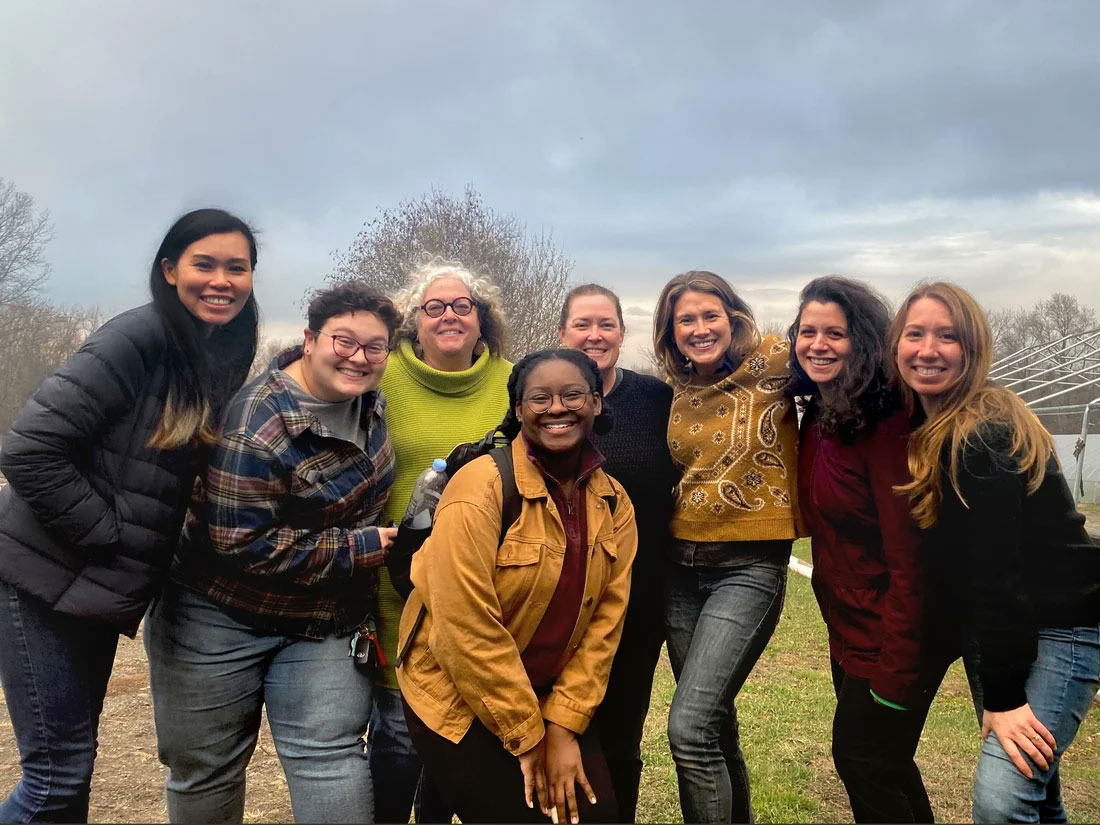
top-left (375, 339), bottom-right (513, 688)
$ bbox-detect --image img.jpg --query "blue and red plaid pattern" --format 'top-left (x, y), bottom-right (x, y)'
top-left (174, 346), bottom-right (395, 638)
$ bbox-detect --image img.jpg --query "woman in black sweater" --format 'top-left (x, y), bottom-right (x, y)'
top-left (0, 209), bottom-right (259, 822)
top-left (558, 284), bottom-right (679, 823)
top-left (889, 281), bottom-right (1100, 824)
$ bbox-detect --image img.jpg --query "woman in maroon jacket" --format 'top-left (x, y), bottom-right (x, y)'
top-left (788, 276), bottom-right (949, 823)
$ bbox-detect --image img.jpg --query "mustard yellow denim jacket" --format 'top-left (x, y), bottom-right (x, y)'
top-left (396, 433), bottom-right (637, 756)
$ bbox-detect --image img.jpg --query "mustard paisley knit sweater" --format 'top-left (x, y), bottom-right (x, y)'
top-left (667, 334), bottom-right (803, 542)
top-left (374, 340), bottom-right (513, 689)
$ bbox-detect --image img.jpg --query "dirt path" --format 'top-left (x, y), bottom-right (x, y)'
top-left (0, 628), bottom-right (294, 823)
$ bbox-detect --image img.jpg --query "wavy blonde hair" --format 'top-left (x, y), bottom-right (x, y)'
top-left (888, 281), bottom-right (1054, 528)
top-left (652, 270), bottom-right (760, 381)
top-left (393, 257), bottom-right (507, 357)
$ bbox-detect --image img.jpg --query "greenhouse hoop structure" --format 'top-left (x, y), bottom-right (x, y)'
top-left (991, 327), bottom-right (1100, 504)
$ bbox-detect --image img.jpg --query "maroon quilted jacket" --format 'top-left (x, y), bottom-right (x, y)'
top-left (798, 405), bottom-right (941, 707)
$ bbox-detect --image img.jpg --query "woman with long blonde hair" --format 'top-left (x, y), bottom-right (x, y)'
top-left (653, 270), bottom-right (802, 824)
top-left (889, 281), bottom-right (1100, 824)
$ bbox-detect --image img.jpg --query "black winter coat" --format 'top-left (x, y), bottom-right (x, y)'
top-left (0, 303), bottom-right (210, 635)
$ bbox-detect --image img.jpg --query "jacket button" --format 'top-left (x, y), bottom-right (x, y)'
top-left (507, 738), bottom-right (522, 751)
top-left (596, 502), bottom-right (602, 509)
top-left (584, 597), bottom-right (594, 607)
top-left (573, 643), bottom-right (581, 650)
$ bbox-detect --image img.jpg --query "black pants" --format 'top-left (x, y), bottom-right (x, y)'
top-left (591, 602), bottom-right (665, 822)
top-left (404, 701), bottom-right (618, 824)
top-left (830, 659), bottom-right (949, 823)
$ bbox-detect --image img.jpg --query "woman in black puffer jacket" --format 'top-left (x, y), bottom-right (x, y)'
top-left (0, 208), bottom-right (260, 823)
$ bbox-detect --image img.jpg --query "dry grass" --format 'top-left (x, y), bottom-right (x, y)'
top-left (2, 550), bottom-right (1098, 822)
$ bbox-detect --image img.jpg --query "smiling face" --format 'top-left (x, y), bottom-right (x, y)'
top-left (558, 293), bottom-right (625, 375)
top-left (672, 289), bottom-right (733, 375)
top-left (895, 296), bottom-right (964, 411)
top-left (161, 231), bottom-right (254, 326)
top-left (517, 358), bottom-right (602, 454)
top-left (416, 276), bottom-right (481, 370)
top-left (795, 300), bottom-right (851, 387)
top-left (301, 310), bottom-right (390, 402)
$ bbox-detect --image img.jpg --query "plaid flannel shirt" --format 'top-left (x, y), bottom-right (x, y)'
top-left (174, 346), bottom-right (395, 638)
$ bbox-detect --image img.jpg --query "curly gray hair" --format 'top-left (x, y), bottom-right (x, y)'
top-left (393, 257), bottom-right (508, 357)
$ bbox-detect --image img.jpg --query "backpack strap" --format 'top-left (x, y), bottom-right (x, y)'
top-left (489, 445), bottom-right (522, 545)
top-left (396, 442), bottom-right (522, 669)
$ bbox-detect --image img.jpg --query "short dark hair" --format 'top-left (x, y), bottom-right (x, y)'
top-left (558, 284), bottom-right (625, 329)
top-left (786, 275), bottom-right (898, 439)
top-left (147, 208), bottom-right (260, 448)
top-left (499, 348), bottom-right (613, 440)
top-left (306, 283), bottom-right (402, 346)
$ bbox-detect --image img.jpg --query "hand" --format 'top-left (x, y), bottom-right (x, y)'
top-left (517, 737), bottom-right (550, 816)
top-left (377, 526), bottom-right (398, 553)
top-left (981, 705), bottom-right (1057, 779)
top-left (545, 722), bottom-right (596, 824)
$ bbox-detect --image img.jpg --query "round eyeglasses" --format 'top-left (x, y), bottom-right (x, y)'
top-left (522, 390), bottom-right (591, 414)
top-left (314, 330), bottom-right (390, 364)
top-left (419, 297), bottom-right (477, 318)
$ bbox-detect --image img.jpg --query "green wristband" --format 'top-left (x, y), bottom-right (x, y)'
top-left (869, 689), bottom-right (909, 711)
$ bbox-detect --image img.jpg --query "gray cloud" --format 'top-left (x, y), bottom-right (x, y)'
top-left (1, 0), bottom-right (1097, 331)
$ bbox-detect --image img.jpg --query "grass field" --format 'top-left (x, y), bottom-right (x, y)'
top-left (1, 538), bottom-right (1098, 822)
top-left (637, 539), bottom-right (1100, 823)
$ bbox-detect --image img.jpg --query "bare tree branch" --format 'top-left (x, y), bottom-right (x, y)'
top-left (328, 185), bottom-right (574, 360)
top-left (0, 178), bottom-right (53, 306)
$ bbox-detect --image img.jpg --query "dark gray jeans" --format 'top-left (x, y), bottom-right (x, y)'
top-left (664, 545), bottom-right (790, 824)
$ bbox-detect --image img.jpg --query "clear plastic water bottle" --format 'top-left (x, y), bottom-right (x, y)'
top-left (401, 458), bottom-right (448, 530)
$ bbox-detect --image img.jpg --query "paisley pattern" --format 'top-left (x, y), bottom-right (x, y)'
top-left (753, 450), bottom-right (786, 477)
top-left (746, 353), bottom-right (768, 376)
top-left (719, 479), bottom-right (763, 511)
top-left (756, 375), bottom-right (787, 394)
top-left (758, 400), bottom-right (785, 447)
top-left (666, 334), bottom-right (798, 529)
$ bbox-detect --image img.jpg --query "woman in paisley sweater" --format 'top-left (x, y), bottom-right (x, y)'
top-left (652, 270), bottom-right (802, 824)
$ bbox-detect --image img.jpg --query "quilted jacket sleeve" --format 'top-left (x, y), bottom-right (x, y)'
top-left (0, 310), bottom-right (159, 548)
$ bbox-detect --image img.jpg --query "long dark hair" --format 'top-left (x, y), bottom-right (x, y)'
top-left (499, 349), bottom-right (613, 440)
top-left (147, 208), bottom-right (260, 449)
top-left (786, 275), bottom-right (896, 440)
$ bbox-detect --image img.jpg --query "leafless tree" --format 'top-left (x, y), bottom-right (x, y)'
top-left (250, 336), bottom-right (295, 378)
top-left (0, 302), bottom-right (104, 434)
top-left (756, 318), bottom-right (789, 337)
top-left (632, 346), bottom-right (665, 378)
top-left (328, 185), bottom-right (574, 360)
top-left (990, 293), bottom-right (1098, 361)
top-left (0, 178), bottom-right (53, 307)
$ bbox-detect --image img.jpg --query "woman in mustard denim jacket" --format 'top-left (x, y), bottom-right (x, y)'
top-left (397, 348), bottom-right (637, 824)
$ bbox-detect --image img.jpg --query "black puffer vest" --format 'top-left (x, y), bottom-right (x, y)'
top-left (0, 304), bottom-right (211, 635)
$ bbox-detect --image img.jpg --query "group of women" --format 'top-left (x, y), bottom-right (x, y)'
top-left (0, 206), bottom-right (1097, 825)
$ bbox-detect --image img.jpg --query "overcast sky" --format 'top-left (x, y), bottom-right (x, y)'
top-left (3, 0), bottom-right (1098, 366)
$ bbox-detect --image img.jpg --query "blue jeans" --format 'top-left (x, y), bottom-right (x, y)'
top-left (0, 580), bottom-right (119, 823)
top-left (144, 583), bottom-right (374, 824)
top-left (966, 624), bottom-right (1100, 824)
top-left (664, 553), bottom-right (789, 824)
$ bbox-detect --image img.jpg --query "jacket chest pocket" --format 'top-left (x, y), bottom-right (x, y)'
top-left (494, 541), bottom-right (543, 619)
top-left (593, 538), bottom-right (619, 593)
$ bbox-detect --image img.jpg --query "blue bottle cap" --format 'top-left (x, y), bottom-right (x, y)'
top-left (432, 458), bottom-right (448, 473)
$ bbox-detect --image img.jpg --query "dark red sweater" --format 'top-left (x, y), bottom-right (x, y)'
top-left (521, 438), bottom-right (605, 693)
top-left (798, 406), bottom-right (940, 707)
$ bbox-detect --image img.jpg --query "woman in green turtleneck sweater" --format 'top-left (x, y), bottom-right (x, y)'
top-left (371, 258), bottom-right (512, 823)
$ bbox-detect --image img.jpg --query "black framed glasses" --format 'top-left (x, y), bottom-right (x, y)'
top-left (522, 390), bottom-right (591, 414)
top-left (419, 297), bottom-right (477, 318)
top-left (314, 330), bottom-right (390, 364)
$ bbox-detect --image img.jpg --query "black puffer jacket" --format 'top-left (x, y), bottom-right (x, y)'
top-left (0, 303), bottom-right (209, 635)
